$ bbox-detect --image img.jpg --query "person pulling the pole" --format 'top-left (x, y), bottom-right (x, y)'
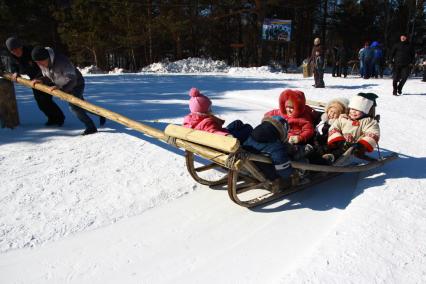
top-left (5, 37), bottom-right (65, 126)
top-left (30, 46), bottom-right (105, 135)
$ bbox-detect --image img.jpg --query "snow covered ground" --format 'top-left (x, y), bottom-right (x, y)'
top-left (1, 67), bottom-right (426, 283)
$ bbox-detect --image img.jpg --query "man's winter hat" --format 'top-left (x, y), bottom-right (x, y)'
top-left (5, 37), bottom-right (22, 51)
top-left (188, 87), bottom-right (212, 113)
top-left (348, 92), bottom-right (378, 114)
top-left (31, 46), bottom-right (49, 61)
top-left (251, 116), bottom-right (288, 143)
top-left (326, 97), bottom-right (349, 115)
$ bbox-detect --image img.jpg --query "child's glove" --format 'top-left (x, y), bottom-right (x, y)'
top-left (288, 135), bottom-right (300, 144)
top-left (334, 140), bottom-right (352, 151)
top-left (352, 142), bottom-right (365, 150)
top-left (352, 142), bottom-right (367, 156)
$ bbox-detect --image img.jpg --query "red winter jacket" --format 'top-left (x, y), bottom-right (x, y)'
top-left (183, 113), bottom-right (229, 135)
top-left (264, 89), bottom-right (317, 143)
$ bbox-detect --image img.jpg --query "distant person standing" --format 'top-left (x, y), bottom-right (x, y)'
top-left (338, 45), bottom-right (348, 78)
top-left (361, 42), bottom-right (374, 79)
top-left (309, 37), bottom-right (325, 88)
top-left (358, 44), bottom-right (365, 77)
top-left (331, 45), bottom-right (340, 77)
top-left (31, 46), bottom-right (105, 135)
top-left (390, 34), bottom-right (415, 96)
top-left (5, 37), bottom-right (65, 126)
top-left (423, 58), bottom-right (426, 82)
top-left (371, 41), bottom-right (383, 78)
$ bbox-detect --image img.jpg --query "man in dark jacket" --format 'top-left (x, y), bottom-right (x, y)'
top-left (5, 37), bottom-right (65, 126)
top-left (390, 34), bottom-right (415, 95)
top-left (338, 45), bottom-right (348, 78)
top-left (309, 37), bottom-right (325, 88)
top-left (31, 46), bottom-right (105, 135)
top-left (331, 45), bottom-right (340, 77)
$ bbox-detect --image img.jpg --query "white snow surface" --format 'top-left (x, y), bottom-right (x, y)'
top-left (1, 69), bottom-right (426, 283)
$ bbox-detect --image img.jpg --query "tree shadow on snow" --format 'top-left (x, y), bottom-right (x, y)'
top-left (1, 75), bottom-right (293, 145)
top-left (251, 149), bottom-right (423, 213)
top-left (399, 93), bottom-right (426, 96)
top-left (326, 83), bottom-right (378, 89)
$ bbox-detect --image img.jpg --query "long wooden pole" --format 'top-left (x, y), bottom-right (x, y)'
top-left (1, 72), bottom-right (166, 140)
top-left (0, 72), bottom-right (237, 169)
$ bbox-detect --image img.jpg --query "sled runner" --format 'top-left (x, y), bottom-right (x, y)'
top-left (1, 72), bottom-right (398, 208)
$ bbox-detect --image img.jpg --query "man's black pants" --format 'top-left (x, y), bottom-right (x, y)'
top-left (392, 65), bottom-right (410, 92)
top-left (33, 89), bottom-right (65, 122)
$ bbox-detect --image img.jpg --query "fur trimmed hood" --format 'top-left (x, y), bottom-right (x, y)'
top-left (279, 89), bottom-right (306, 118)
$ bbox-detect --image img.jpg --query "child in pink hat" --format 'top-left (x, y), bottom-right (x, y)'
top-left (183, 87), bottom-right (252, 141)
top-left (183, 87), bottom-right (229, 135)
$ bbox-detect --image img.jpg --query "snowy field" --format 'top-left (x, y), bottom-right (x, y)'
top-left (1, 68), bottom-right (426, 283)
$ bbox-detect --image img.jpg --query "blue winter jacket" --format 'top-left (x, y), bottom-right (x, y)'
top-left (373, 48), bottom-right (383, 63)
top-left (361, 47), bottom-right (374, 61)
top-left (243, 137), bottom-right (293, 179)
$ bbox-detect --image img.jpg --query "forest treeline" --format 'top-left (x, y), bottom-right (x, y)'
top-left (1, 0), bottom-right (425, 71)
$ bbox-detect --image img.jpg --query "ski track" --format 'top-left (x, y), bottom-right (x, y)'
top-left (1, 73), bottom-right (425, 283)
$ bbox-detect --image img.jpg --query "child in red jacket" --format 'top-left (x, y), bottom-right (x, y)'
top-left (264, 89), bottom-right (317, 144)
top-left (264, 89), bottom-right (318, 160)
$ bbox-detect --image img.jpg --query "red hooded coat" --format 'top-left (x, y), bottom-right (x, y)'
top-left (264, 89), bottom-right (317, 143)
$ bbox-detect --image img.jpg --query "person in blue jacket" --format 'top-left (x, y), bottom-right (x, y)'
top-left (371, 41), bottom-right (383, 78)
top-left (243, 116), bottom-right (294, 188)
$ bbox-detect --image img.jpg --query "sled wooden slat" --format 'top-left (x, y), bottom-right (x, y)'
top-left (291, 152), bottom-right (398, 173)
top-left (165, 124), bottom-right (240, 153)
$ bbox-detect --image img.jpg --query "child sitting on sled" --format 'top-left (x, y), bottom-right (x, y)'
top-left (264, 89), bottom-right (318, 161)
top-left (243, 115), bottom-right (295, 188)
top-left (324, 92), bottom-right (380, 162)
top-left (183, 87), bottom-right (252, 142)
top-left (264, 89), bottom-right (317, 144)
top-left (307, 97), bottom-right (349, 165)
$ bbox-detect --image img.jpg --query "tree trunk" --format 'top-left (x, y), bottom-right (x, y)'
top-left (322, 0), bottom-right (328, 43)
top-left (255, 0), bottom-right (266, 66)
top-left (0, 78), bottom-right (19, 129)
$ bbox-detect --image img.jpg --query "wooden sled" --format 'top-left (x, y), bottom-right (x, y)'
top-left (2, 72), bottom-right (398, 208)
top-left (164, 124), bottom-right (398, 208)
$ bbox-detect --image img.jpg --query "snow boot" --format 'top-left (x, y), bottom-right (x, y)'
top-left (81, 127), bottom-right (97, 136)
top-left (99, 116), bottom-right (106, 126)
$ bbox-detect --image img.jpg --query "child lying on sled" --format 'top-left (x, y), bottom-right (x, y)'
top-left (323, 92), bottom-right (380, 163)
top-left (183, 87), bottom-right (252, 143)
top-left (243, 115), bottom-right (307, 188)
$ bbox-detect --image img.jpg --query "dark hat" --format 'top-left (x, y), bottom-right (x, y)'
top-left (251, 116), bottom-right (288, 143)
top-left (31, 46), bottom-right (49, 61)
top-left (5, 37), bottom-right (22, 51)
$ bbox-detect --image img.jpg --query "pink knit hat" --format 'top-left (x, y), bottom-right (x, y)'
top-left (189, 87), bottom-right (212, 113)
